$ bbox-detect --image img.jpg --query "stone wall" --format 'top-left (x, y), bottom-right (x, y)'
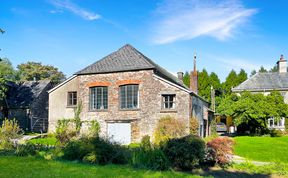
top-left (49, 70), bottom-right (191, 142)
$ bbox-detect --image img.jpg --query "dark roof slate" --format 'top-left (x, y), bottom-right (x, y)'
top-left (232, 72), bottom-right (288, 92)
top-left (6, 80), bottom-right (51, 108)
top-left (76, 44), bottom-right (189, 89)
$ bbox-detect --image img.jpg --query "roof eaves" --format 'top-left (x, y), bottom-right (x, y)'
top-left (48, 75), bottom-right (77, 93)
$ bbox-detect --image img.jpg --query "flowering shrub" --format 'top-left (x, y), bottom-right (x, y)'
top-left (206, 137), bottom-right (235, 165)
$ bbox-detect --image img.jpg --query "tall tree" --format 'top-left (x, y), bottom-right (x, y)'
top-left (270, 65), bottom-right (278, 72)
top-left (237, 69), bottom-right (248, 84)
top-left (183, 71), bottom-right (190, 88)
top-left (17, 62), bottom-right (65, 84)
top-left (198, 69), bottom-right (211, 101)
top-left (259, 66), bottom-right (268, 73)
top-left (0, 58), bottom-right (15, 100)
top-left (218, 91), bottom-right (288, 134)
top-left (250, 69), bottom-right (256, 77)
top-left (222, 70), bottom-right (238, 95)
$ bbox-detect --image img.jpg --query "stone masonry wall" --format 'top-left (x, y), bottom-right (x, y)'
top-left (49, 70), bottom-right (191, 142)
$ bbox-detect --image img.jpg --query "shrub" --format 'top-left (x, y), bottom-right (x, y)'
top-left (153, 115), bottom-right (186, 145)
top-left (62, 136), bottom-right (130, 165)
top-left (270, 129), bottom-right (283, 137)
top-left (285, 118), bottom-right (288, 133)
top-left (15, 143), bottom-right (37, 156)
top-left (210, 119), bottom-right (218, 136)
top-left (88, 120), bottom-right (100, 137)
top-left (0, 119), bottom-right (22, 150)
top-left (62, 137), bottom-right (93, 161)
top-left (131, 136), bottom-right (169, 170)
top-left (55, 119), bottom-right (77, 146)
top-left (206, 137), bottom-right (235, 165)
top-left (161, 135), bottom-right (205, 170)
top-left (190, 117), bottom-right (199, 136)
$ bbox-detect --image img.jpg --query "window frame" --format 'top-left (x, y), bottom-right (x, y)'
top-left (67, 91), bottom-right (77, 107)
top-left (161, 94), bottom-right (176, 110)
top-left (89, 86), bottom-right (108, 111)
top-left (119, 84), bottom-right (139, 110)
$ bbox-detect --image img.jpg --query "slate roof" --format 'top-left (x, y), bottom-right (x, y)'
top-left (232, 72), bottom-right (288, 92)
top-left (6, 80), bottom-right (51, 108)
top-left (76, 44), bottom-right (189, 89)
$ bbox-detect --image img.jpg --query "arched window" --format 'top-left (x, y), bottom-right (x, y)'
top-left (120, 85), bottom-right (139, 109)
top-left (89, 86), bottom-right (108, 110)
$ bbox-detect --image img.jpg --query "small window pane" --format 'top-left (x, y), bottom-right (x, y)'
top-left (162, 94), bottom-right (175, 109)
top-left (67, 92), bottom-right (77, 106)
top-left (120, 85), bottom-right (139, 109)
top-left (89, 87), bottom-right (108, 110)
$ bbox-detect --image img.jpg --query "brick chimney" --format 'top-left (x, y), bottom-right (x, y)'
top-left (177, 71), bottom-right (184, 82)
top-left (277, 55), bottom-right (287, 73)
top-left (190, 53), bottom-right (198, 93)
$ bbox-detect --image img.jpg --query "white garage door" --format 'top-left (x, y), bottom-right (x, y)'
top-left (107, 123), bottom-right (131, 145)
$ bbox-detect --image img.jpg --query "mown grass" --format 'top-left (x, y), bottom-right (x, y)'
top-left (0, 156), bottom-right (203, 178)
top-left (234, 136), bottom-right (288, 163)
top-left (28, 137), bottom-right (57, 146)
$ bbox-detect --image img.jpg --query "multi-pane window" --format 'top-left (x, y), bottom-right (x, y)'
top-left (120, 85), bottom-right (139, 109)
top-left (67, 91), bottom-right (77, 106)
top-left (162, 94), bottom-right (176, 109)
top-left (90, 87), bottom-right (108, 110)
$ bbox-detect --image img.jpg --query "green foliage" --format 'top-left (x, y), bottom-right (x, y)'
top-left (28, 136), bottom-right (57, 146)
top-left (270, 129), bottom-right (283, 137)
top-left (237, 69), bottom-right (248, 85)
top-left (15, 143), bottom-right (37, 156)
top-left (88, 120), bottom-right (100, 137)
top-left (222, 70), bottom-right (237, 95)
top-left (74, 102), bottom-right (83, 134)
top-left (55, 119), bottom-right (76, 146)
top-left (0, 58), bottom-right (16, 99)
top-left (189, 117), bottom-right (199, 136)
top-left (161, 135), bottom-right (205, 170)
top-left (217, 91), bottom-right (288, 134)
top-left (62, 137), bottom-right (93, 161)
top-left (183, 71), bottom-right (190, 88)
top-left (210, 119), bottom-right (218, 137)
top-left (250, 69), bottom-right (256, 77)
top-left (17, 61), bottom-right (65, 84)
top-left (131, 136), bottom-right (169, 170)
top-left (62, 136), bottom-right (130, 165)
top-left (198, 69), bottom-right (211, 101)
top-left (153, 115), bottom-right (186, 145)
top-left (0, 119), bottom-right (22, 150)
top-left (258, 66), bottom-right (268, 73)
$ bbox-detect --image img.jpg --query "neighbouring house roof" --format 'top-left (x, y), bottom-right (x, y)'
top-left (232, 72), bottom-right (288, 92)
top-left (75, 44), bottom-right (189, 90)
top-left (6, 80), bottom-right (51, 109)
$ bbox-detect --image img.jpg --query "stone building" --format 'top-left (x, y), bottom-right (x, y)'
top-left (232, 55), bottom-right (288, 130)
top-left (2, 80), bottom-right (53, 132)
top-left (48, 44), bottom-right (212, 144)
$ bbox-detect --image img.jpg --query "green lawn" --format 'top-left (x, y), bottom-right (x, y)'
top-left (28, 137), bottom-right (57, 146)
top-left (0, 156), bottom-right (202, 178)
top-left (234, 136), bottom-right (288, 163)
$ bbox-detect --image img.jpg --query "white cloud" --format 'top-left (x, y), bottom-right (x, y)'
top-left (49, 0), bottom-right (101, 20)
top-left (151, 0), bottom-right (257, 44)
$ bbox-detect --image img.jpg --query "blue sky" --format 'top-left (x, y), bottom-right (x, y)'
top-left (1, 0), bottom-right (288, 81)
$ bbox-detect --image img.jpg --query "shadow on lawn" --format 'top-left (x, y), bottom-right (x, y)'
top-left (193, 167), bottom-right (271, 178)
